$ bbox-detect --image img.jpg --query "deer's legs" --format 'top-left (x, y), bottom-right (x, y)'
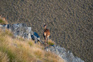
top-left (46, 35), bottom-right (50, 43)
top-left (45, 37), bottom-right (47, 43)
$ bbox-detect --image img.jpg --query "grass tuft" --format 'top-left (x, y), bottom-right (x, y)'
top-left (28, 41), bottom-right (34, 46)
top-left (47, 40), bottom-right (55, 46)
top-left (0, 51), bottom-right (9, 62)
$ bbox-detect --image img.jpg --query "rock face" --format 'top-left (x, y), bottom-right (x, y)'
top-left (0, 23), bottom-right (40, 42)
top-left (46, 46), bottom-right (84, 62)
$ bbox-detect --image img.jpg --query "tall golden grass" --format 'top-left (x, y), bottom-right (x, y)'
top-left (0, 29), bottom-right (64, 62)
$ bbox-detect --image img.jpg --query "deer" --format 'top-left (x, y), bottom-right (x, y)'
top-left (43, 24), bottom-right (50, 43)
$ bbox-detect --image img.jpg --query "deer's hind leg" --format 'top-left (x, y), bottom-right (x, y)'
top-left (47, 35), bottom-right (50, 41)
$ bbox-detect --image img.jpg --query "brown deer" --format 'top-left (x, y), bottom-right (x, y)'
top-left (43, 24), bottom-right (50, 43)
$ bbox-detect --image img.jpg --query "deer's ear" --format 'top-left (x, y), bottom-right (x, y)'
top-left (43, 23), bottom-right (45, 27)
top-left (44, 24), bottom-right (47, 27)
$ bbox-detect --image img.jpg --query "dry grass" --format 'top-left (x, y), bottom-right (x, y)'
top-left (0, 51), bottom-right (9, 62)
top-left (47, 39), bottom-right (55, 46)
top-left (0, 29), bottom-right (64, 62)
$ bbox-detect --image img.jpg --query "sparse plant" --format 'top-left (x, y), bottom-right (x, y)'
top-left (28, 41), bottom-right (34, 46)
top-left (47, 40), bottom-right (55, 46)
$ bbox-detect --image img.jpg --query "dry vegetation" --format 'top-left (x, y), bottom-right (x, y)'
top-left (0, 29), bottom-right (64, 62)
top-left (47, 39), bottom-right (55, 46)
top-left (0, 0), bottom-right (93, 62)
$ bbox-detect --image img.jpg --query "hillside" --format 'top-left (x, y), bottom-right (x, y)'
top-left (0, 0), bottom-right (93, 62)
top-left (0, 29), bottom-right (64, 62)
top-left (0, 18), bottom-right (84, 62)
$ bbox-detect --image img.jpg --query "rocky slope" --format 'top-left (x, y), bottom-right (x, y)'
top-left (0, 0), bottom-right (93, 62)
top-left (46, 46), bottom-right (84, 62)
top-left (0, 24), bottom-right (65, 62)
top-left (0, 23), bottom-right (84, 62)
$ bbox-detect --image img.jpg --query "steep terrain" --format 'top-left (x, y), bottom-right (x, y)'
top-left (0, 18), bottom-right (84, 62)
top-left (0, 0), bottom-right (93, 62)
top-left (0, 29), bottom-right (64, 62)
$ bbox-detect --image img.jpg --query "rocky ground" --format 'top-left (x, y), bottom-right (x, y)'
top-left (0, 0), bottom-right (93, 62)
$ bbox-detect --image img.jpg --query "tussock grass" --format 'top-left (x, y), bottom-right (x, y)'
top-left (28, 41), bottom-right (34, 46)
top-left (48, 39), bottom-right (55, 46)
top-left (0, 51), bottom-right (9, 62)
top-left (0, 29), bottom-right (64, 62)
